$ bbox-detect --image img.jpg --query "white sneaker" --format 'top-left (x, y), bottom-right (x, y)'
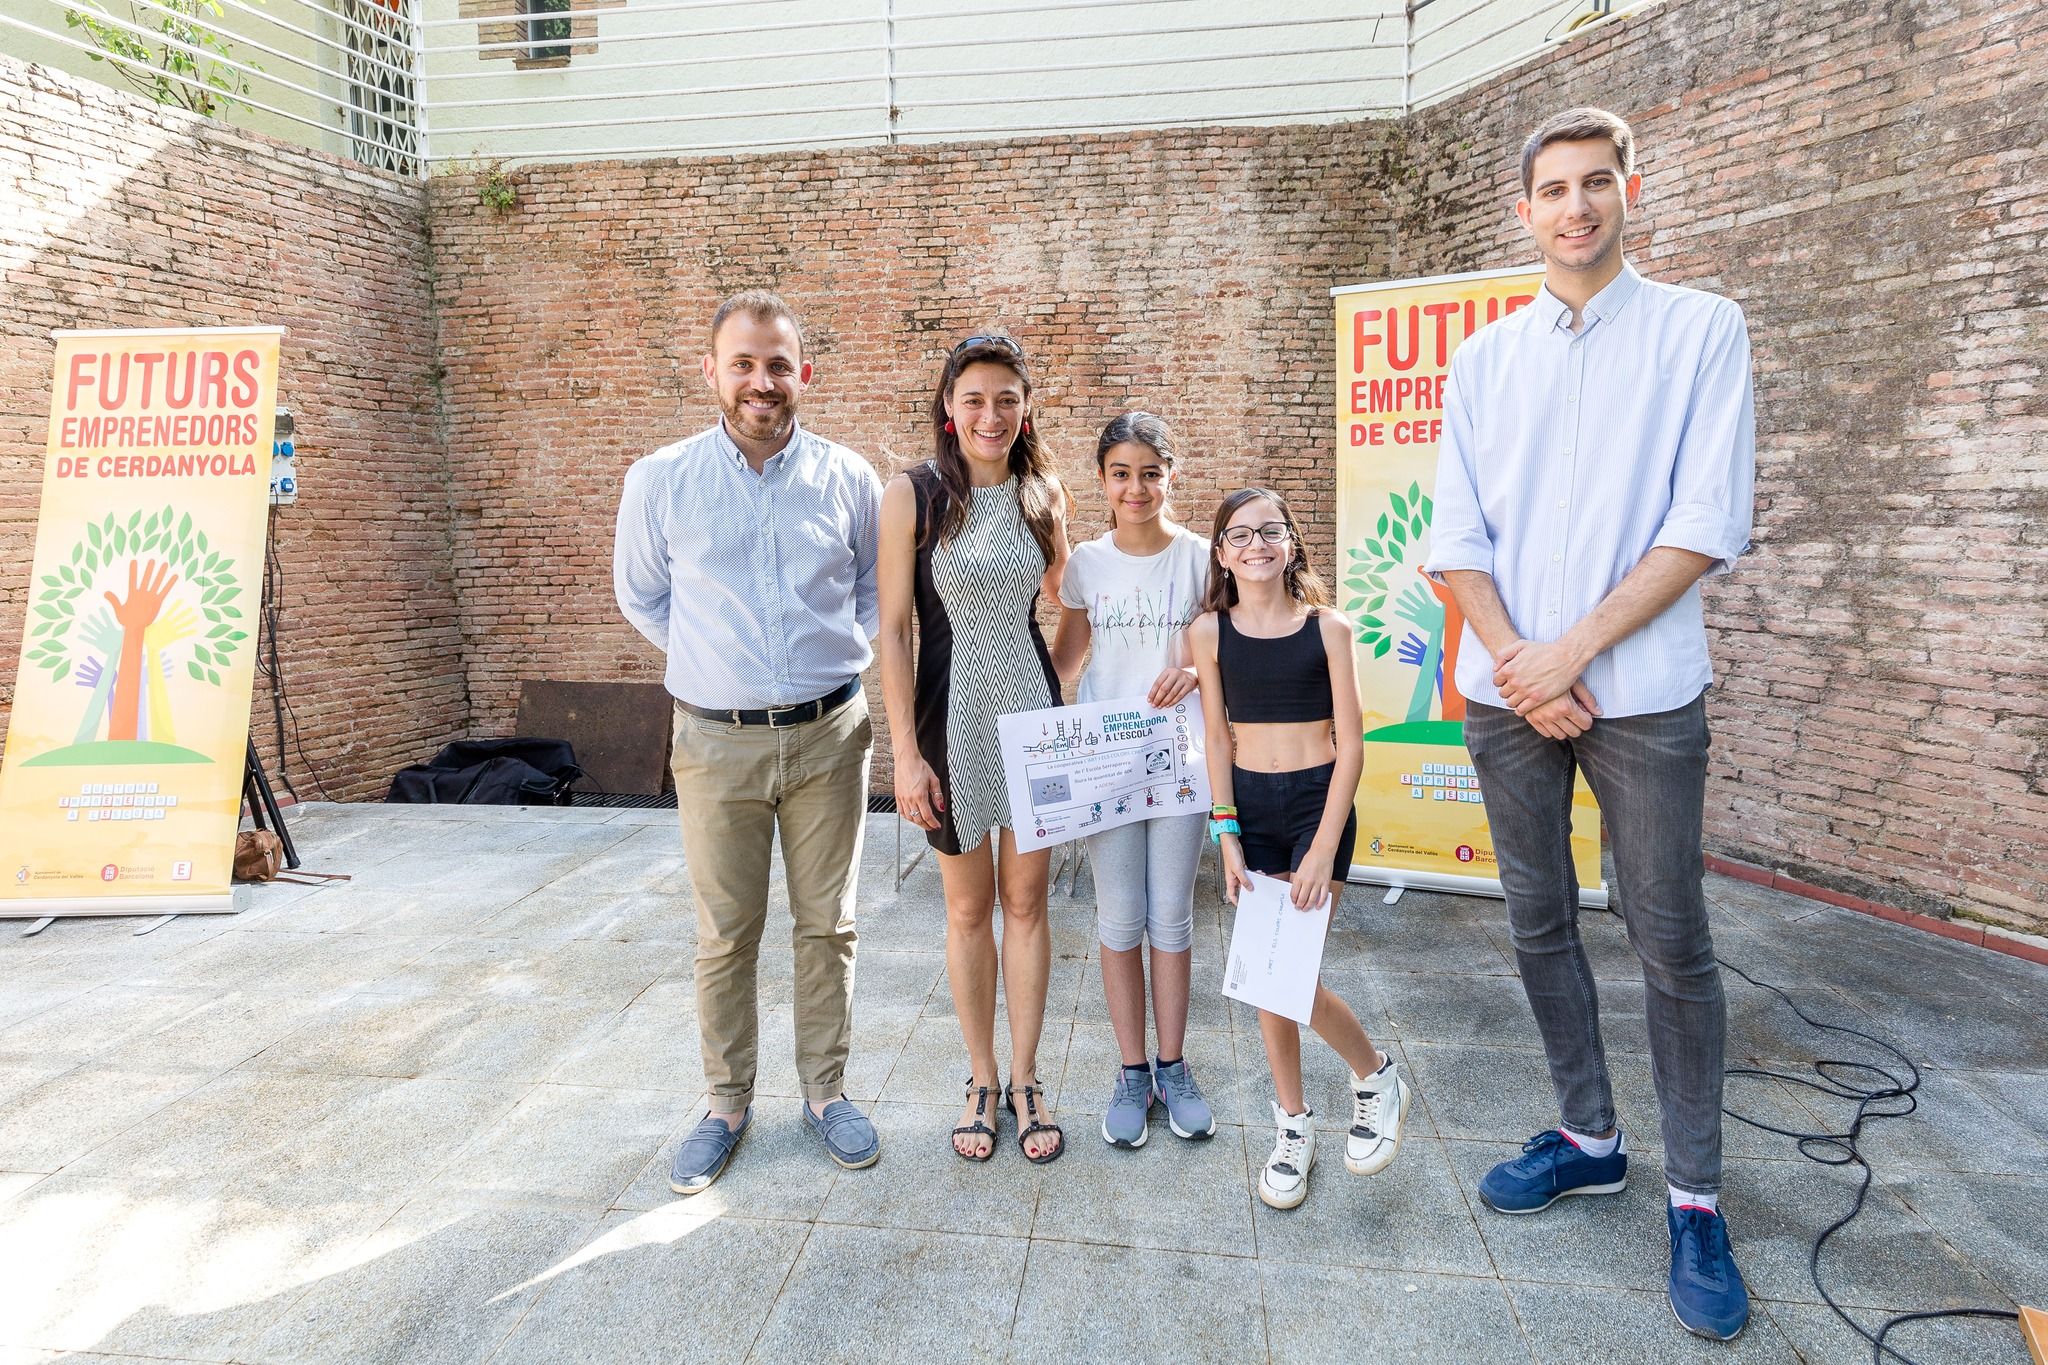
top-left (1345, 1056), bottom-right (1409, 1176)
top-left (1258, 1102), bottom-right (1316, 1210)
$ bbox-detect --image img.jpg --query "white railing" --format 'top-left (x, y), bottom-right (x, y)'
top-left (0, 0), bottom-right (1660, 175)
top-left (2, 0), bottom-right (425, 170)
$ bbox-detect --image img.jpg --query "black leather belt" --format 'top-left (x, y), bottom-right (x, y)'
top-left (677, 678), bottom-right (859, 729)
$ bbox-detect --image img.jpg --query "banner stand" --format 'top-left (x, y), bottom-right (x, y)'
top-left (1346, 864), bottom-right (1610, 909)
top-left (1, 326), bottom-right (284, 921)
top-left (1332, 270), bottom-right (1607, 907)
top-left (243, 737), bottom-right (300, 870)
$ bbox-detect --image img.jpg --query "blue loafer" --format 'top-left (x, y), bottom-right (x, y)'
top-left (669, 1109), bottom-right (750, 1195)
top-left (1668, 1203), bottom-right (1750, 1340)
top-left (804, 1098), bottom-right (880, 1170)
top-left (1478, 1128), bottom-right (1629, 1214)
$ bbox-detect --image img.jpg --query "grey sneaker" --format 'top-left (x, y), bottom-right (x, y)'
top-left (1101, 1066), bottom-right (1154, 1148)
top-left (1153, 1058), bottom-right (1216, 1139)
top-left (669, 1108), bottom-right (750, 1195)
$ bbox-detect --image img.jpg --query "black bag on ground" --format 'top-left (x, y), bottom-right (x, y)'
top-left (386, 738), bottom-right (585, 806)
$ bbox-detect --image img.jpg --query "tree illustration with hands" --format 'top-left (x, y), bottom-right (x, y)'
top-left (24, 506), bottom-right (248, 762)
top-left (1346, 482), bottom-right (1468, 724)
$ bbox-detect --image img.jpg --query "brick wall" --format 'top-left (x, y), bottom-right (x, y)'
top-left (1397, 0), bottom-right (2048, 932)
top-left (424, 123), bottom-right (1406, 792)
top-left (0, 58), bottom-right (469, 801)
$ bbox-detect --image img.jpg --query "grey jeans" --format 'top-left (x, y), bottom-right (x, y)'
top-left (1464, 691), bottom-right (1726, 1196)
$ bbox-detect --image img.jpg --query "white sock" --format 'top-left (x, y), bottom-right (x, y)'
top-left (1560, 1124), bottom-right (1620, 1158)
top-left (1670, 1185), bottom-right (1718, 1213)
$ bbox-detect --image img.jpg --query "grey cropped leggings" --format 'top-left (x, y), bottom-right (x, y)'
top-left (1084, 811), bottom-right (1205, 953)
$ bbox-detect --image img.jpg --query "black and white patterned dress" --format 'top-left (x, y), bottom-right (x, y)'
top-left (910, 462), bottom-right (1061, 856)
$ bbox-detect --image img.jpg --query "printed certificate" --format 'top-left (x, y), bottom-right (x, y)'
top-left (996, 693), bottom-right (1209, 854)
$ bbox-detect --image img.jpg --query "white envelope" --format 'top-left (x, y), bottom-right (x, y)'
top-left (1220, 871), bottom-right (1331, 1024)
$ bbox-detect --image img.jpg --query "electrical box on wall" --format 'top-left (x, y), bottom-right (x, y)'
top-left (269, 407), bottom-right (298, 505)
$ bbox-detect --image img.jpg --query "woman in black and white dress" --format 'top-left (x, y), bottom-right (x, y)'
top-left (878, 333), bottom-right (1070, 1165)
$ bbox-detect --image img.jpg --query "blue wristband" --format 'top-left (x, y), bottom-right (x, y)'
top-left (1207, 818), bottom-right (1241, 843)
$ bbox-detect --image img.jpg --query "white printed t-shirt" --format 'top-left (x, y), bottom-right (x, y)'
top-left (1058, 526), bottom-right (1212, 704)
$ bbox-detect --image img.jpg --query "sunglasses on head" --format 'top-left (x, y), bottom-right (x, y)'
top-left (952, 333), bottom-right (1024, 358)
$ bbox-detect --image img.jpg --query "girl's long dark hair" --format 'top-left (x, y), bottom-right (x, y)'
top-left (1200, 486), bottom-right (1332, 615)
top-left (924, 337), bottom-right (1061, 564)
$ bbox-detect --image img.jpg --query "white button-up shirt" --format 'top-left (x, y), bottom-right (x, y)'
top-left (1423, 263), bottom-right (1755, 718)
top-left (614, 420), bottom-right (882, 710)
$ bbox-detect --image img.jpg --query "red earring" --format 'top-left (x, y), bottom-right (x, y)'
top-left (1023, 420), bottom-right (1032, 434)
top-left (944, 420), bottom-right (955, 433)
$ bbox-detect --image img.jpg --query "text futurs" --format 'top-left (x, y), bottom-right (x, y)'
top-left (51, 347), bottom-right (267, 479)
top-left (1345, 293), bottom-right (1534, 449)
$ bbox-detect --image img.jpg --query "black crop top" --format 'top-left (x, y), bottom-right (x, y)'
top-left (1217, 609), bottom-right (1333, 723)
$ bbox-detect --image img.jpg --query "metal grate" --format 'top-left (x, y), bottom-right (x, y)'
top-left (341, 0), bottom-right (422, 174)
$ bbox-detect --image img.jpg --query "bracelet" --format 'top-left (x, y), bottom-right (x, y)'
top-left (1210, 804), bottom-right (1237, 817)
top-left (1207, 817), bottom-right (1241, 843)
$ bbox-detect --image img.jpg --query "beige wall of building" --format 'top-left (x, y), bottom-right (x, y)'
top-left (4, 0), bottom-right (1642, 171)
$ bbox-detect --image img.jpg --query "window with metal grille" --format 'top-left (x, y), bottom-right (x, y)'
top-left (524, 0), bottom-right (572, 62)
top-left (340, 0), bottom-right (419, 175)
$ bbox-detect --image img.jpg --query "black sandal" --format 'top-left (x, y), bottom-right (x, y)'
top-left (1006, 1081), bottom-right (1065, 1165)
top-left (952, 1077), bottom-right (999, 1163)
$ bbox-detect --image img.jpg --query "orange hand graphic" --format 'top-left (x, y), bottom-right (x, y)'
top-left (103, 559), bottom-right (180, 743)
top-left (105, 558), bottom-right (178, 630)
top-left (1423, 568), bottom-right (1468, 722)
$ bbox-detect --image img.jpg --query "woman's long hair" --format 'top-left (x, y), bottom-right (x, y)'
top-left (1094, 410), bottom-right (1176, 530)
top-left (924, 336), bottom-right (1061, 564)
top-left (1199, 486), bottom-right (1331, 614)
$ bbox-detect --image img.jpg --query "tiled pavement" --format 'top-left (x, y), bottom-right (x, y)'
top-left (0, 803), bottom-right (2043, 1363)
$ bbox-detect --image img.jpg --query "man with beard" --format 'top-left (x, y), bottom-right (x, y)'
top-left (1424, 108), bottom-right (1756, 1339)
top-left (615, 290), bottom-right (885, 1191)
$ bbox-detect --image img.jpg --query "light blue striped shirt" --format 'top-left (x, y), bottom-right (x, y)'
top-left (614, 420), bottom-right (882, 709)
top-left (1423, 263), bottom-right (1755, 718)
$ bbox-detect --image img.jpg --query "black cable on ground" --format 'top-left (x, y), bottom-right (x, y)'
top-left (1716, 959), bottom-right (2021, 1365)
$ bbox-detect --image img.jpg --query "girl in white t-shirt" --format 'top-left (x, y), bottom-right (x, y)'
top-left (1050, 412), bottom-right (1216, 1149)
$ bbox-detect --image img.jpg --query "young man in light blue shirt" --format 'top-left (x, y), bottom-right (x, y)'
top-left (1424, 108), bottom-right (1756, 1341)
top-left (616, 290), bottom-right (885, 1192)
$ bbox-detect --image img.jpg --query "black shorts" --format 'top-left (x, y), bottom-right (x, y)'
top-left (1230, 761), bottom-right (1358, 879)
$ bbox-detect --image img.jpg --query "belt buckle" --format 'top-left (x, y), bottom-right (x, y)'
top-left (766, 702), bottom-right (803, 729)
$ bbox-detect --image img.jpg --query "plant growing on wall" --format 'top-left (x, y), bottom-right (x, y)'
top-left (65, 0), bottom-right (264, 117)
top-left (478, 164), bottom-right (518, 212)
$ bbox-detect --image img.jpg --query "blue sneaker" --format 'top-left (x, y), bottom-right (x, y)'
top-left (1102, 1066), bottom-right (1154, 1148)
top-left (1668, 1204), bottom-right (1750, 1340)
top-left (1478, 1129), bottom-right (1629, 1214)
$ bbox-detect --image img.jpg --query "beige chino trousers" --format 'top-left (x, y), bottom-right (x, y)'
top-left (670, 688), bottom-right (872, 1112)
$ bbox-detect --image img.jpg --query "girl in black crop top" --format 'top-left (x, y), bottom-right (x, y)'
top-left (1187, 487), bottom-right (1411, 1210)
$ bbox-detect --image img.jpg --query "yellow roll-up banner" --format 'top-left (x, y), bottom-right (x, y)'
top-left (2, 327), bottom-right (284, 917)
top-left (1332, 270), bottom-right (1604, 904)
